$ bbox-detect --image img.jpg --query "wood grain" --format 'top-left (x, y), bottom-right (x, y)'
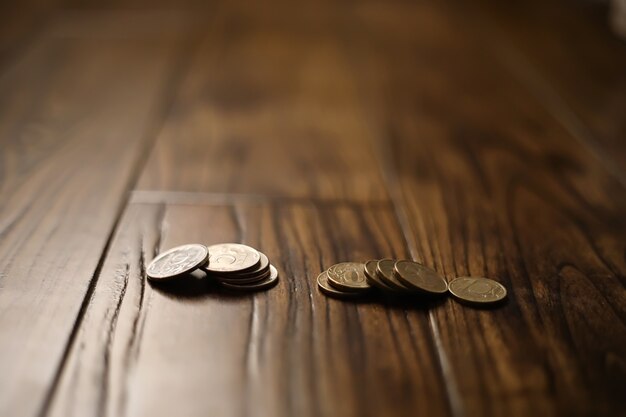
top-left (1, 1), bottom-right (625, 416)
top-left (49, 202), bottom-right (451, 417)
top-left (0, 16), bottom-right (190, 417)
top-left (343, 2), bottom-right (626, 415)
top-left (467, 0), bottom-right (626, 175)
top-left (0, 0), bottom-right (65, 67)
top-left (137, 4), bottom-right (388, 201)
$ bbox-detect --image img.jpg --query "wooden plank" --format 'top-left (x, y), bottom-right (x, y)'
top-left (466, 0), bottom-right (626, 176)
top-left (0, 0), bottom-right (65, 67)
top-left (344, 2), bottom-right (626, 416)
top-left (0, 16), bottom-right (190, 417)
top-left (48, 201), bottom-right (451, 417)
top-left (136, 4), bottom-right (388, 201)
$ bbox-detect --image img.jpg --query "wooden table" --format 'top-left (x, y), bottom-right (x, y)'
top-left (1, 0), bottom-right (625, 416)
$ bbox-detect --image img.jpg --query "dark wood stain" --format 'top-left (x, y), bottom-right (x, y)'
top-left (0, 0), bottom-right (624, 416)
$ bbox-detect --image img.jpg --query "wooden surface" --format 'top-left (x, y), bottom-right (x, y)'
top-left (0, 1), bottom-right (625, 416)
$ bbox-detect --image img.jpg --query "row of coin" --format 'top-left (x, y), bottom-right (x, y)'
top-left (146, 243), bottom-right (279, 292)
top-left (317, 259), bottom-right (507, 305)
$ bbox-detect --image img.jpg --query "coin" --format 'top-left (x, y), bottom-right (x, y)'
top-left (204, 243), bottom-right (261, 273)
top-left (147, 244), bottom-right (209, 281)
top-left (317, 271), bottom-right (363, 299)
top-left (394, 260), bottom-right (448, 295)
top-left (220, 265), bottom-right (280, 291)
top-left (364, 260), bottom-right (396, 292)
top-left (217, 266), bottom-right (271, 284)
top-left (376, 259), bottom-right (412, 292)
top-left (327, 262), bottom-right (371, 292)
top-left (212, 252), bottom-right (270, 280)
top-left (448, 277), bottom-right (507, 305)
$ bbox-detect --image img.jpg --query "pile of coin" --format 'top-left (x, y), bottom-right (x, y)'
top-left (146, 243), bottom-right (279, 292)
top-left (317, 259), bottom-right (507, 306)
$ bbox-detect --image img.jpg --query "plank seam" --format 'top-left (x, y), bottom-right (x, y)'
top-left (130, 190), bottom-right (392, 206)
top-left (496, 46), bottom-right (626, 189)
top-left (37, 22), bottom-right (205, 417)
top-left (454, 0), bottom-right (626, 189)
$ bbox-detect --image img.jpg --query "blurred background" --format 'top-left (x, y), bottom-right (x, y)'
top-left (1, 0), bottom-right (626, 416)
top-left (0, 0), bottom-right (624, 191)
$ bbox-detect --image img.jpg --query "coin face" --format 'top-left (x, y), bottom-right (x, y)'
top-left (317, 271), bottom-right (363, 299)
top-left (205, 243), bottom-right (261, 273)
top-left (147, 244), bottom-right (209, 281)
top-left (448, 277), bottom-right (507, 304)
top-left (216, 256), bottom-right (272, 284)
top-left (220, 265), bottom-right (279, 291)
top-left (327, 262), bottom-right (371, 292)
top-left (376, 259), bottom-right (412, 292)
top-left (211, 252), bottom-right (270, 279)
top-left (394, 260), bottom-right (448, 295)
top-left (364, 260), bottom-right (396, 292)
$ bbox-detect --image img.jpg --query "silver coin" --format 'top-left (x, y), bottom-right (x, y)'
top-left (211, 252), bottom-right (270, 279)
top-left (205, 243), bottom-right (261, 273)
top-left (220, 265), bottom-right (279, 291)
top-left (147, 244), bottom-right (209, 281)
top-left (216, 265), bottom-right (272, 284)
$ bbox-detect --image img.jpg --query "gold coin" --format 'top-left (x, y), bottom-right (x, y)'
top-left (327, 262), bottom-right (371, 292)
top-left (448, 277), bottom-right (507, 304)
top-left (317, 271), bottom-right (363, 299)
top-left (220, 265), bottom-right (279, 291)
top-left (376, 259), bottom-right (412, 292)
top-left (394, 260), bottom-right (448, 295)
top-left (364, 260), bottom-right (396, 292)
top-left (147, 244), bottom-right (209, 281)
top-left (204, 243), bottom-right (261, 273)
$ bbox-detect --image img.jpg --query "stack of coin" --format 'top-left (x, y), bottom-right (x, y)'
top-left (201, 243), bottom-right (279, 291)
top-left (146, 243), bottom-right (279, 292)
top-left (317, 262), bottom-right (372, 299)
top-left (318, 259), bottom-right (507, 306)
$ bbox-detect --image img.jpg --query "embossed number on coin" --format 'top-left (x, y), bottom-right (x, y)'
top-left (147, 244), bottom-right (209, 281)
top-left (205, 243), bottom-right (261, 273)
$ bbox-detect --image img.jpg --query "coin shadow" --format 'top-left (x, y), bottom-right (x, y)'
top-left (450, 297), bottom-right (509, 310)
top-left (212, 287), bottom-right (270, 300)
top-left (321, 293), bottom-right (379, 304)
top-left (148, 270), bottom-right (276, 302)
top-left (149, 271), bottom-right (216, 300)
top-left (378, 293), bottom-right (448, 311)
top-left (320, 291), bottom-right (450, 308)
